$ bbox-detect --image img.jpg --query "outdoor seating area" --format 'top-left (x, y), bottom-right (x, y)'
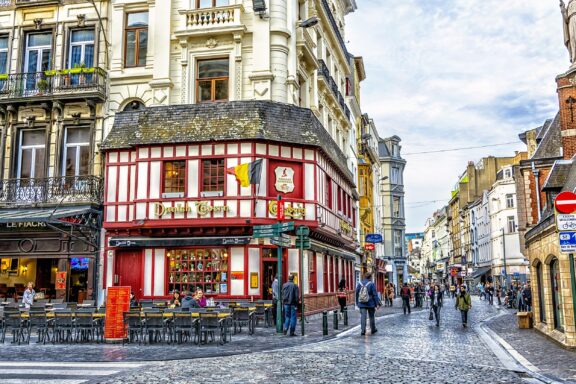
top-left (0, 299), bottom-right (273, 346)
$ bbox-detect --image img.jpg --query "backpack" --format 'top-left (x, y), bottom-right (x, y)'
top-left (358, 282), bottom-right (371, 303)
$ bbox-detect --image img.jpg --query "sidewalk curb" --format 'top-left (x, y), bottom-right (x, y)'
top-left (477, 311), bottom-right (566, 384)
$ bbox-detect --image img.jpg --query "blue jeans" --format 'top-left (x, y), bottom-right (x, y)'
top-left (283, 304), bottom-right (297, 334)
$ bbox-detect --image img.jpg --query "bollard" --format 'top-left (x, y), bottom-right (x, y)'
top-left (333, 310), bottom-right (339, 330)
top-left (343, 307), bottom-right (348, 326)
top-left (322, 311), bottom-right (328, 335)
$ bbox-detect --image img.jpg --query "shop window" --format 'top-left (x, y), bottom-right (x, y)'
top-left (550, 258), bottom-right (564, 331)
top-left (201, 158), bottom-right (225, 193)
top-left (124, 11), bottom-right (148, 68)
top-left (62, 127), bottom-right (90, 177)
top-left (196, 58), bottom-right (229, 102)
top-left (17, 129), bottom-right (46, 179)
top-left (197, 0), bottom-right (228, 7)
top-left (167, 248), bottom-right (229, 295)
top-left (163, 160), bottom-right (186, 195)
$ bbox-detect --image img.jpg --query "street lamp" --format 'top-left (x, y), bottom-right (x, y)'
top-left (298, 17), bottom-right (319, 29)
top-left (501, 227), bottom-right (509, 288)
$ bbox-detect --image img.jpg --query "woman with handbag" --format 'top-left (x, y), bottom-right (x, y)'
top-left (429, 284), bottom-right (443, 327)
top-left (337, 278), bottom-right (347, 319)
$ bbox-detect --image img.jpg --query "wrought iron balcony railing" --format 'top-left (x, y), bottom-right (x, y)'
top-left (320, 0), bottom-right (349, 58)
top-left (0, 176), bottom-right (104, 206)
top-left (0, 67), bottom-right (107, 102)
top-left (318, 59), bottom-right (351, 119)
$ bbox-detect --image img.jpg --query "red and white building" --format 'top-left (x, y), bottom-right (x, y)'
top-left (101, 102), bottom-right (360, 313)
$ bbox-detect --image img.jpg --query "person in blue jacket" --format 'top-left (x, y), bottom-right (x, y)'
top-left (355, 272), bottom-right (381, 336)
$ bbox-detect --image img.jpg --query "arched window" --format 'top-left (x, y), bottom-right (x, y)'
top-left (550, 258), bottom-right (564, 331)
top-left (122, 100), bottom-right (145, 112)
top-left (535, 261), bottom-right (545, 323)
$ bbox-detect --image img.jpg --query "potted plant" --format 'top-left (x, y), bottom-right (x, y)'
top-left (59, 69), bottom-right (71, 87)
top-left (36, 78), bottom-right (49, 94)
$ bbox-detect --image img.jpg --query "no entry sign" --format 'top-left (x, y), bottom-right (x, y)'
top-left (555, 191), bottom-right (576, 214)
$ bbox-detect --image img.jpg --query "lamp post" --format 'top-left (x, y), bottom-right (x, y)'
top-left (501, 228), bottom-right (509, 288)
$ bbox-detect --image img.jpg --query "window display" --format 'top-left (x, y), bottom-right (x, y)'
top-left (168, 248), bottom-right (229, 295)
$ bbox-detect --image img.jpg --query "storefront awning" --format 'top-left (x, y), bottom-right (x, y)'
top-left (0, 206), bottom-right (96, 223)
top-left (310, 240), bottom-right (357, 261)
top-left (471, 266), bottom-right (491, 279)
top-left (109, 236), bottom-right (251, 248)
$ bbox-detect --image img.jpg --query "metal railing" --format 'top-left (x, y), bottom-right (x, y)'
top-left (0, 176), bottom-right (104, 206)
top-left (320, 0), bottom-right (349, 58)
top-left (317, 60), bottom-right (351, 120)
top-left (0, 68), bottom-right (107, 101)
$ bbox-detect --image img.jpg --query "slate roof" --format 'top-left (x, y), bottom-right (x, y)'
top-left (102, 101), bottom-right (355, 183)
top-left (377, 139), bottom-right (390, 158)
top-left (532, 113), bottom-right (562, 160)
top-left (542, 160), bottom-right (573, 191)
top-left (561, 161), bottom-right (576, 193)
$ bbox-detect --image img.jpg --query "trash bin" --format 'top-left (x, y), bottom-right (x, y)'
top-left (517, 312), bottom-right (532, 329)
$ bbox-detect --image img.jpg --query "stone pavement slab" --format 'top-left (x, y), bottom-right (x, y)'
top-left (485, 308), bottom-right (576, 383)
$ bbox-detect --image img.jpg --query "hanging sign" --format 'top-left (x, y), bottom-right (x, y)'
top-left (275, 167), bottom-right (295, 193)
top-left (55, 272), bottom-right (67, 290)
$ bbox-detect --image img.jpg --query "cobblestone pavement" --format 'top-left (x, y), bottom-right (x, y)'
top-left (485, 307), bottom-right (576, 383)
top-left (87, 296), bottom-right (537, 384)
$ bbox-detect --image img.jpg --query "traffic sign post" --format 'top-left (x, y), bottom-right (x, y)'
top-left (556, 214), bottom-right (576, 231)
top-left (296, 225), bottom-right (310, 336)
top-left (276, 196), bottom-right (283, 334)
top-left (559, 232), bottom-right (576, 252)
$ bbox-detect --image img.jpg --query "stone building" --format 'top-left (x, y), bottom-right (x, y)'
top-left (0, 0), bottom-right (109, 302)
top-left (422, 206), bottom-right (451, 282)
top-left (100, 0), bottom-right (364, 314)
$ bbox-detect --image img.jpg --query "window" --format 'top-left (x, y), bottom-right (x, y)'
top-left (69, 29), bottom-right (94, 68)
top-left (550, 258), bottom-right (564, 330)
top-left (506, 194), bottom-right (514, 208)
top-left (62, 127), bottom-right (90, 177)
top-left (163, 161), bottom-right (186, 194)
top-left (124, 12), bottom-right (148, 67)
top-left (337, 187), bottom-right (342, 213)
top-left (325, 175), bottom-right (332, 209)
top-left (167, 248), bottom-right (229, 295)
top-left (507, 216), bottom-right (516, 233)
top-left (0, 36), bottom-right (8, 74)
top-left (17, 130), bottom-right (46, 179)
top-left (394, 230), bottom-right (402, 248)
top-left (391, 167), bottom-right (399, 184)
top-left (393, 196), bottom-right (401, 218)
top-left (24, 32), bottom-right (52, 92)
top-left (196, 58), bottom-right (229, 102)
top-left (197, 0), bottom-right (228, 7)
top-left (202, 158), bottom-right (224, 192)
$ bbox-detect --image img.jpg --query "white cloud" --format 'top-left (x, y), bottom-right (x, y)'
top-left (346, 0), bottom-right (566, 232)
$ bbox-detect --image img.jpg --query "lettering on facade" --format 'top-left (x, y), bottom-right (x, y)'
top-left (154, 202), bottom-right (229, 217)
top-left (274, 166), bottom-right (295, 193)
top-left (339, 219), bottom-right (353, 236)
top-left (3, 222), bottom-right (47, 229)
top-left (268, 201), bottom-right (306, 219)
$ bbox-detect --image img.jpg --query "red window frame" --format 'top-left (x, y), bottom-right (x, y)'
top-left (325, 175), bottom-right (332, 209)
top-left (201, 158), bottom-right (225, 192)
top-left (309, 254), bottom-right (317, 294)
top-left (162, 160), bottom-right (186, 194)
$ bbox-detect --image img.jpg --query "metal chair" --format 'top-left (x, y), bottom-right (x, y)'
top-left (53, 310), bottom-right (74, 343)
top-left (143, 312), bottom-right (167, 344)
top-left (232, 307), bottom-right (255, 335)
top-left (254, 304), bottom-right (268, 328)
top-left (74, 309), bottom-right (96, 343)
top-left (81, 300), bottom-right (95, 306)
top-left (2, 310), bottom-right (26, 344)
top-left (198, 312), bottom-right (227, 345)
top-left (27, 311), bottom-right (51, 344)
top-left (50, 298), bottom-right (64, 304)
top-left (172, 313), bottom-right (198, 344)
top-left (140, 299), bottom-right (153, 309)
top-left (123, 311), bottom-right (144, 345)
top-left (52, 303), bottom-right (67, 310)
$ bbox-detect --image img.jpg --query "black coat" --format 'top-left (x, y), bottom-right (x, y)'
top-left (430, 291), bottom-right (443, 308)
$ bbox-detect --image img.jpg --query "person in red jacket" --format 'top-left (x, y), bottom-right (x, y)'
top-left (400, 283), bottom-right (412, 315)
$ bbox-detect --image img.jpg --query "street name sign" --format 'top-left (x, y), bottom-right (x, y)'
top-left (270, 236), bottom-right (291, 247)
top-left (253, 228), bottom-right (277, 238)
top-left (365, 234), bottom-right (383, 243)
top-left (559, 232), bottom-right (576, 252)
top-left (557, 214), bottom-right (576, 231)
top-left (253, 222), bottom-right (295, 238)
top-left (555, 191), bottom-right (576, 214)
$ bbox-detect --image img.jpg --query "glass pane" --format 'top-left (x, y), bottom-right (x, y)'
top-left (22, 130), bottom-right (44, 146)
top-left (70, 45), bottom-right (82, 67)
top-left (28, 33), bottom-right (52, 47)
top-left (127, 12), bottom-right (148, 27)
top-left (71, 30), bottom-right (94, 43)
top-left (0, 52), bottom-right (7, 74)
top-left (199, 0), bottom-right (212, 7)
top-left (79, 146), bottom-right (90, 176)
top-left (125, 31), bottom-right (136, 66)
top-left (67, 127), bottom-right (90, 144)
top-left (198, 80), bottom-right (212, 101)
top-left (0, 37), bottom-right (7, 50)
top-left (215, 79), bottom-right (228, 100)
top-left (138, 31), bottom-right (147, 65)
top-left (20, 149), bottom-right (32, 178)
top-left (84, 44), bottom-right (94, 67)
top-left (65, 147), bottom-right (77, 177)
top-left (26, 50), bottom-right (38, 73)
top-left (41, 49), bottom-right (51, 71)
top-left (215, 0), bottom-right (229, 6)
top-left (34, 148), bottom-right (46, 178)
top-left (198, 59), bottom-right (229, 79)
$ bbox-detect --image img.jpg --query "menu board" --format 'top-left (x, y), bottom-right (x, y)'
top-left (104, 286), bottom-right (131, 340)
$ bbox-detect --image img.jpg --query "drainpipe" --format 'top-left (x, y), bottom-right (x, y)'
top-left (570, 254), bottom-right (576, 334)
top-left (531, 162), bottom-right (541, 221)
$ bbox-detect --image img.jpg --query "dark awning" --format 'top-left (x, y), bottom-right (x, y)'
top-left (310, 240), bottom-right (357, 261)
top-left (0, 206), bottom-right (96, 223)
top-left (109, 236), bottom-right (251, 248)
top-left (471, 266), bottom-right (491, 279)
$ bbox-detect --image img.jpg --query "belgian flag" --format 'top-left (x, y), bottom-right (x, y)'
top-left (226, 159), bottom-right (263, 187)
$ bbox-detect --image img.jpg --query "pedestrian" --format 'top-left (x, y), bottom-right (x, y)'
top-left (400, 283), bottom-right (412, 315)
top-left (22, 282), bottom-right (35, 309)
top-left (522, 284), bottom-right (532, 312)
top-left (355, 272), bottom-right (380, 336)
top-left (495, 284), bottom-right (502, 306)
top-left (282, 274), bottom-right (300, 336)
top-left (337, 278), bottom-right (347, 319)
top-left (430, 284), bottom-right (443, 326)
top-left (272, 275), bottom-right (279, 325)
top-left (414, 283), bottom-right (423, 308)
top-left (450, 284), bottom-right (456, 299)
top-left (455, 285), bottom-right (472, 327)
top-left (486, 283), bottom-right (494, 305)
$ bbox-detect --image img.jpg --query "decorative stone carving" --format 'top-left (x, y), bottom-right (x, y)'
top-left (561, 0), bottom-right (576, 64)
top-left (206, 38), bottom-right (218, 49)
top-left (33, 18), bottom-right (43, 30)
top-left (77, 14), bottom-right (86, 27)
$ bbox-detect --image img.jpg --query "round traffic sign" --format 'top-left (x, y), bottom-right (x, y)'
top-left (555, 191), bottom-right (576, 214)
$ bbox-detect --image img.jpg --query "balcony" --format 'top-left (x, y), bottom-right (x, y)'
top-left (0, 0), bottom-right (62, 7)
top-left (317, 59), bottom-right (351, 120)
top-left (0, 176), bottom-right (104, 207)
top-left (177, 4), bottom-right (246, 37)
top-left (0, 67), bottom-right (107, 103)
top-left (319, 0), bottom-right (349, 58)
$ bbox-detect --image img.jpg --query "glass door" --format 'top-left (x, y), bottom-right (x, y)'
top-left (68, 30), bottom-right (94, 86)
top-left (550, 259), bottom-right (564, 331)
top-left (24, 32), bottom-right (52, 94)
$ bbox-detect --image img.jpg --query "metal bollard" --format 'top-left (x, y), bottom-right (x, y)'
top-left (322, 311), bottom-right (328, 335)
top-left (333, 310), bottom-right (339, 330)
top-left (343, 307), bottom-right (348, 326)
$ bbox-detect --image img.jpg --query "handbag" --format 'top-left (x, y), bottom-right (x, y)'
top-left (429, 309), bottom-right (434, 321)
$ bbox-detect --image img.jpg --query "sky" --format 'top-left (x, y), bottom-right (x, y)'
top-left (345, 0), bottom-right (568, 233)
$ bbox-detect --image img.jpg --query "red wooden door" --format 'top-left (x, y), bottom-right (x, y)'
top-left (115, 251), bottom-right (143, 300)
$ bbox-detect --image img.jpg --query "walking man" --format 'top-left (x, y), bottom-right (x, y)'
top-left (430, 284), bottom-right (443, 326)
top-left (271, 275), bottom-right (279, 325)
top-left (355, 272), bottom-right (380, 336)
top-left (282, 274), bottom-right (300, 336)
top-left (400, 283), bottom-right (412, 315)
top-left (455, 285), bottom-right (472, 327)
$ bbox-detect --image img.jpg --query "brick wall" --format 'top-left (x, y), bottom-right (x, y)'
top-left (557, 71), bottom-right (576, 159)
